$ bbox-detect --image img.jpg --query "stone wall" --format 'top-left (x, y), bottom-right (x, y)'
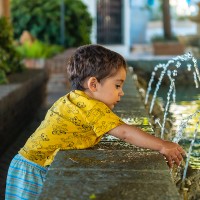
top-left (0, 69), bottom-right (48, 154)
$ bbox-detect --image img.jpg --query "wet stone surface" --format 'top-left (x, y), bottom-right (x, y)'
top-left (41, 181), bottom-right (180, 200)
top-left (90, 141), bottom-right (152, 151)
top-left (114, 110), bottom-right (149, 118)
top-left (119, 116), bottom-right (151, 125)
top-left (114, 101), bottom-right (146, 112)
top-left (48, 150), bottom-right (166, 171)
top-left (40, 150), bottom-right (181, 200)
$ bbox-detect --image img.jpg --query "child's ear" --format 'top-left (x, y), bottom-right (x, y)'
top-left (87, 77), bottom-right (98, 92)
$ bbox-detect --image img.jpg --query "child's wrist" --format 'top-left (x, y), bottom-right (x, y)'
top-left (157, 139), bottom-right (166, 152)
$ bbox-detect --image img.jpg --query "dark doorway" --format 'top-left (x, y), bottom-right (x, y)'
top-left (97, 0), bottom-right (123, 44)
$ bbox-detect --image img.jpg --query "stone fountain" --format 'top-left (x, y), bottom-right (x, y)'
top-left (144, 51), bottom-right (200, 199)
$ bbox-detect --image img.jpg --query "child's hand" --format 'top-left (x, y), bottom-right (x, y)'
top-left (159, 141), bottom-right (186, 168)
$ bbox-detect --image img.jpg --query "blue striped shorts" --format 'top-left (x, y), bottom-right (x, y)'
top-left (5, 154), bottom-right (48, 200)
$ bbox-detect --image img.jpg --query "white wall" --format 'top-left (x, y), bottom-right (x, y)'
top-left (82, 0), bottom-right (97, 43)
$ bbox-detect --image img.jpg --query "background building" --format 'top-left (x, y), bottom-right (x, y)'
top-left (83, 0), bottom-right (132, 57)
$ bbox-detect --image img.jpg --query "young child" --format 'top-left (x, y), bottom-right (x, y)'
top-left (5, 44), bottom-right (185, 199)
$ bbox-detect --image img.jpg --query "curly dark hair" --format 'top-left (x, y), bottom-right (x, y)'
top-left (67, 44), bottom-right (127, 90)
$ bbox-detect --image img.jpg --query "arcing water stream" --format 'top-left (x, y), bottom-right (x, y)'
top-left (143, 52), bottom-right (200, 199)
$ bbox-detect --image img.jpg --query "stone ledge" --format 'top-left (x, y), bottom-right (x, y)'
top-left (40, 150), bottom-right (181, 200)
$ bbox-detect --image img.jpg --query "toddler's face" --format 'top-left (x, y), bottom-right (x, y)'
top-left (94, 67), bottom-right (126, 109)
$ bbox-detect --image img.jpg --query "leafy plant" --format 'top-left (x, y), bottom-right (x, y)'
top-left (0, 17), bottom-right (24, 84)
top-left (151, 34), bottom-right (178, 43)
top-left (11, 0), bottom-right (92, 48)
top-left (16, 40), bottom-right (64, 59)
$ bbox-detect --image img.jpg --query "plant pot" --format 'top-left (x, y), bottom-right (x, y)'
top-left (153, 42), bottom-right (185, 55)
top-left (23, 58), bottom-right (45, 69)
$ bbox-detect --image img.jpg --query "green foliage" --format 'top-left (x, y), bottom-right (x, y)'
top-left (0, 69), bottom-right (7, 84)
top-left (89, 194), bottom-right (96, 199)
top-left (16, 40), bottom-right (64, 59)
top-left (0, 17), bottom-right (24, 84)
top-left (11, 0), bottom-right (92, 48)
top-left (151, 34), bottom-right (178, 43)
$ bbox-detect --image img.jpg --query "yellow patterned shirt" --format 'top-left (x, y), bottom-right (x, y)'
top-left (19, 90), bottom-right (125, 166)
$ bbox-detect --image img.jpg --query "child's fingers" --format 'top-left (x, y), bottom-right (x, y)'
top-left (177, 146), bottom-right (186, 155)
top-left (175, 153), bottom-right (183, 162)
top-left (164, 155), bottom-right (173, 168)
top-left (165, 154), bottom-right (182, 168)
top-left (166, 157), bottom-right (174, 168)
top-left (172, 156), bottom-right (181, 166)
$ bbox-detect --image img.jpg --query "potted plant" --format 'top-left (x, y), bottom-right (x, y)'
top-left (151, 34), bottom-right (185, 55)
top-left (15, 39), bottom-right (64, 69)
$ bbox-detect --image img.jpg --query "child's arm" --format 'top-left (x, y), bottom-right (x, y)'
top-left (108, 124), bottom-right (185, 168)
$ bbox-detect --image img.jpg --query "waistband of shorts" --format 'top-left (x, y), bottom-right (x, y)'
top-left (15, 154), bottom-right (49, 172)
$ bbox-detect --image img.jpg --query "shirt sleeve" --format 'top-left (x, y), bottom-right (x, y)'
top-left (85, 102), bottom-right (125, 137)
